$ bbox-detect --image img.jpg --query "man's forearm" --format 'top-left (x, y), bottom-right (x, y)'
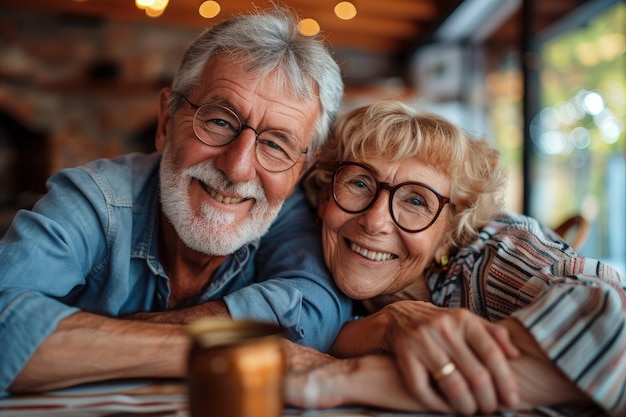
top-left (289, 318), bottom-right (592, 413)
top-left (126, 300), bottom-right (230, 324)
top-left (9, 311), bottom-right (189, 392)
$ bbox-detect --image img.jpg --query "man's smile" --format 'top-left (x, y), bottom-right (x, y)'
top-left (197, 179), bottom-right (249, 204)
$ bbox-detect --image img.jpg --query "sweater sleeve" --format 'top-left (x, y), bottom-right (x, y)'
top-left (456, 213), bottom-right (626, 416)
top-left (511, 258), bottom-right (626, 416)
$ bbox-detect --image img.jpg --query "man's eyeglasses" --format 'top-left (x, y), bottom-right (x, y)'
top-left (180, 95), bottom-right (308, 173)
top-left (332, 161), bottom-right (455, 233)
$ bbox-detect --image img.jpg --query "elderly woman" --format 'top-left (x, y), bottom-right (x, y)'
top-left (285, 100), bottom-right (626, 416)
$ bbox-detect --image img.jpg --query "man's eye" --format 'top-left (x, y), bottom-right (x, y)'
top-left (211, 119), bottom-right (232, 129)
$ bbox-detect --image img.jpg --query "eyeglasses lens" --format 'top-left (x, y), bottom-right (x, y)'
top-left (332, 163), bottom-right (443, 232)
top-left (192, 104), bottom-right (304, 172)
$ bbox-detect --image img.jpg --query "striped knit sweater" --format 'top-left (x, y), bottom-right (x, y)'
top-left (424, 212), bottom-right (626, 417)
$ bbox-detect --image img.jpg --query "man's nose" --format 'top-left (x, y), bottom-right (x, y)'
top-left (214, 128), bottom-right (258, 182)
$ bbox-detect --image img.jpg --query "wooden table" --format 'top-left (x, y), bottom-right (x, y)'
top-left (0, 379), bottom-right (544, 417)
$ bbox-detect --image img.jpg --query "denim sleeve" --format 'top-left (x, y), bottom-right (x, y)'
top-left (0, 168), bottom-right (109, 394)
top-left (224, 185), bottom-right (352, 352)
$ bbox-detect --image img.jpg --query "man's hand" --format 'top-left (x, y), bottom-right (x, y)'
top-left (283, 339), bottom-right (334, 373)
top-left (286, 354), bottom-right (454, 412)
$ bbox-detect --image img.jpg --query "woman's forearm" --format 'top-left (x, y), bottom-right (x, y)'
top-left (328, 310), bottom-right (389, 357)
top-left (500, 318), bottom-right (589, 408)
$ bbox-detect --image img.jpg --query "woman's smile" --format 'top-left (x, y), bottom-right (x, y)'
top-left (346, 238), bottom-right (397, 261)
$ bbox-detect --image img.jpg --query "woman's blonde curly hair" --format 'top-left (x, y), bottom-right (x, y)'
top-left (303, 99), bottom-right (508, 249)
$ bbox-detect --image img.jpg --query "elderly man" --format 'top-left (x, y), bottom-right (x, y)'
top-left (0, 7), bottom-right (350, 394)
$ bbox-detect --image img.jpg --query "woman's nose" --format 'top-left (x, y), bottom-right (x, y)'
top-left (358, 191), bottom-right (395, 234)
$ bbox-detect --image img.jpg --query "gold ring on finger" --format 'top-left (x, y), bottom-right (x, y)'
top-left (433, 361), bottom-right (457, 380)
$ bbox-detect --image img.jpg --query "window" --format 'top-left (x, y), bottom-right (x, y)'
top-left (529, 0), bottom-right (625, 274)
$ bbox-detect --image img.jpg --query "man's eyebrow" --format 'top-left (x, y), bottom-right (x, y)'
top-left (201, 96), bottom-right (234, 110)
top-left (201, 96), bottom-right (302, 138)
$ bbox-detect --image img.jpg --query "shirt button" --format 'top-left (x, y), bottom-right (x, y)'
top-left (156, 293), bottom-right (163, 301)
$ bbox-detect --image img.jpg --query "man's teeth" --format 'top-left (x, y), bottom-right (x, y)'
top-left (209, 188), bottom-right (244, 204)
top-left (349, 241), bottom-right (395, 261)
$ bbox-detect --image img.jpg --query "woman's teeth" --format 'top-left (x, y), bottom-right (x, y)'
top-left (349, 241), bottom-right (395, 261)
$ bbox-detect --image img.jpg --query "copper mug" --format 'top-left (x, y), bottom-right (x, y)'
top-left (185, 318), bottom-right (286, 417)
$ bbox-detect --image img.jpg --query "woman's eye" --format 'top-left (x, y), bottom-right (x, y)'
top-left (352, 180), bottom-right (367, 189)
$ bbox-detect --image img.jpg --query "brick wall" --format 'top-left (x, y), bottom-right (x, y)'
top-left (0, 9), bottom-right (204, 232)
top-left (0, 9), bottom-right (200, 174)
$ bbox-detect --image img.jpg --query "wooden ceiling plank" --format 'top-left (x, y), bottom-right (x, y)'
top-left (0, 0), bottom-right (454, 74)
top-left (329, 34), bottom-right (399, 52)
top-left (288, 0), bottom-right (439, 20)
top-left (316, 15), bottom-right (420, 38)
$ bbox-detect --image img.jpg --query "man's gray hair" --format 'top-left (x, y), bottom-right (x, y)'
top-left (169, 6), bottom-right (344, 161)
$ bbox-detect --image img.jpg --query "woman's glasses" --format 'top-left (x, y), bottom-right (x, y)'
top-left (332, 161), bottom-right (455, 233)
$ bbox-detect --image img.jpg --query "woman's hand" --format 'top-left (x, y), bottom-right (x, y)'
top-left (380, 300), bottom-right (521, 414)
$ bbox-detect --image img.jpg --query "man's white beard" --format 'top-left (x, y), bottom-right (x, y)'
top-left (159, 144), bottom-right (283, 256)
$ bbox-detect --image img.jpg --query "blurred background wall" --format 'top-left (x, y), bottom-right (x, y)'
top-left (0, 0), bottom-right (624, 273)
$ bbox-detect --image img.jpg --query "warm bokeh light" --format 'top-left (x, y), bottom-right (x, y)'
top-left (334, 2), bottom-right (357, 20)
top-left (135, 0), bottom-right (151, 9)
top-left (575, 41), bottom-right (599, 67)
top-left (145, 7), bottom-right (165, 17)
top-left (298, 18), bottom-right (320, 36)
top-left (136, 0), bottom-right (168, 13)
top-left (199, 1), bottom-right (221, 19)
top-left (598, 33), bottom-right (626, 61)
top-left (151, 0), bottom-right (168, 10)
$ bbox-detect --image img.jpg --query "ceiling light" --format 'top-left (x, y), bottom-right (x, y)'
top-left (199, 1), bottom-right (221, 19)
top-left (145, 7), bottom-right (165, 17)
top-left (298, 18), bottom-right (320, 36)
top-left (144, 0), bottom-right (168, 17)
top-left (335, 2), bottom-right (357, 20)
top-left (135, 0), bottom-right (152, 9)
top-left (150, 0), bottom-right (168, 10)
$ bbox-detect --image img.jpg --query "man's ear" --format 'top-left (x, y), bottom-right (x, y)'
top-left (155, 88), bottom-right (173, 152)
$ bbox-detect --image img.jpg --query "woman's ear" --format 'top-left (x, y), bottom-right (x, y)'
top-left (317, 187), bottom-right (332, 220)
top-left (434, 243), bottom-right (451, 267)
top-left (298, 152), bottom-right (320, 182)
top-left (155, 88), bottom-right (173, 152)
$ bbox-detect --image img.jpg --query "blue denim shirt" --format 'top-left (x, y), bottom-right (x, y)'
top-left (0, 152), bottom-right (351, 393)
